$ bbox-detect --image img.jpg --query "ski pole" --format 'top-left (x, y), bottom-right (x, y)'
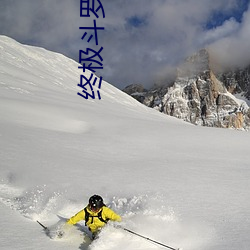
top-left (37, 220), bottom-right (48, 231)
top-left (122, 227), bottom-right (180, 250)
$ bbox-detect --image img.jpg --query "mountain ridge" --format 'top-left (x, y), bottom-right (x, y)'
top-left (123, 49), bottom-right (250, 130)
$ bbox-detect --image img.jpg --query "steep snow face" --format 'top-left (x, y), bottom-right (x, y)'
top-left (1, 36), bottom-right (250, 250)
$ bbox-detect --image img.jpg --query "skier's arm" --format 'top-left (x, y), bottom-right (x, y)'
top-left (104, 207), bottom-right (122, 222)
top-left (67, 209), bottom-right (85, 225)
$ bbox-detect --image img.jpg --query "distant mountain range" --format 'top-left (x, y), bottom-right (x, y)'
top-left (123, 49), bottom-right (250, 130)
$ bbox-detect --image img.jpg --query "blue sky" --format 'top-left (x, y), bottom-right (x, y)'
top-left (0, 0), bottom-right (249, 89)
top-left (206, 0), bottom-right (249, 29)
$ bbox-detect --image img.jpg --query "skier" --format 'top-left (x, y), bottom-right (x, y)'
top-left (66, 194), bottom-right (122, 239)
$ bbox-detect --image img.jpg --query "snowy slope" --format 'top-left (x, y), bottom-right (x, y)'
top-left (0, 36), bottom-right (250, 250)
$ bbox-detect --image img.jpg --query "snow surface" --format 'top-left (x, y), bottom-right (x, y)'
top-left (0, 35), bottom-right (250, 250)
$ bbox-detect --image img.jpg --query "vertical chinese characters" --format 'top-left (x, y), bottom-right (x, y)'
top-left (78, 0), bottom-right (105, 100)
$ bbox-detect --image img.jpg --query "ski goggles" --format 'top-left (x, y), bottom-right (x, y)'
top-left (89, 204), bottom-right (101, 212)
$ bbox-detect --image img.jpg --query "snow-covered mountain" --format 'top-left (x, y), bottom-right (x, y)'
top-left (124, 49), bottom-right (250, 130)
top-left (1, 36), bottom-right (250, 250)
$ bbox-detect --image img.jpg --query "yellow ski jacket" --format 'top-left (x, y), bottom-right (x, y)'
top-left (67, 206), bottom-right (121, 233)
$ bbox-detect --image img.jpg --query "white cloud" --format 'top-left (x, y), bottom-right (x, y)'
top-left (209, 5), bottom-right (250, 68)
top-left (0, 0), bottom-right (249, 88)
top-left (200, 17), bottom-right (240, 45)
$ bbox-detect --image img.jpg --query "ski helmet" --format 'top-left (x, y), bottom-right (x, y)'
top-left (89, 195), bottom-right (104, 210)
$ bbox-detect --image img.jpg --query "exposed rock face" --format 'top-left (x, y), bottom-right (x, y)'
top-left (123, 49), bottom-right (250, 130)
top-left (123, 84), bottom-right (146, 95)
top-left (217, 66), bottom-right (250, 99)
top-left (123, 84), bottom-right (147, 103)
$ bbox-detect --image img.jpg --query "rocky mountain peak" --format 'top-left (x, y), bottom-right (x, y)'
top-left (123, 49), bottom-right (250, 130)
top-left (177, 49), bottom-right (210, 78)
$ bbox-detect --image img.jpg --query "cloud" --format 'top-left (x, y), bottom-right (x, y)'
top-left (209, 4), bottom-right (250, 69)
top-left (100, 0), bottom-right (249, 87)
top-left (0, 0), bottom-right (249, 89)
top-left (199, 17), bottom-right (240, 45)
top-left (0, 1), bottom-right (82, 56)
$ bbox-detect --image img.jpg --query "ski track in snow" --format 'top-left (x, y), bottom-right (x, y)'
top-left (0, 180), bottom-right (211, 250)
top-left (0, 99), bottom-right (91, 134)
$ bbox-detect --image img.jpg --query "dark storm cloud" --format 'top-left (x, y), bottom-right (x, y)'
top-left (0, 0), bottom-right (249, 89)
